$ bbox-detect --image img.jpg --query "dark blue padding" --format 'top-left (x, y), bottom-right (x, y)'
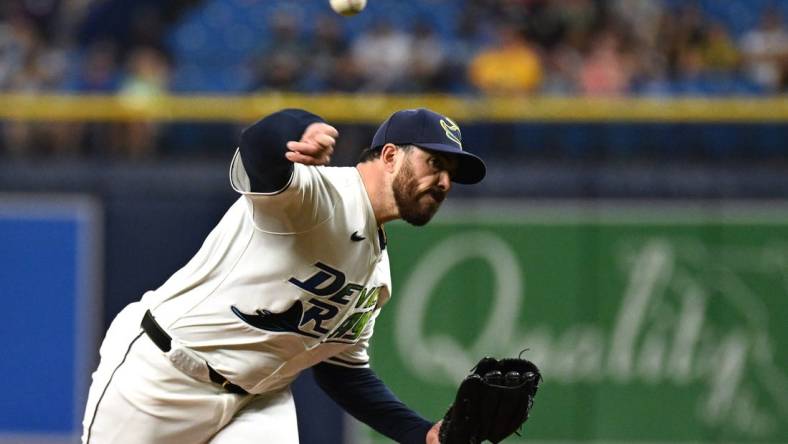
top-left (239, 109), bottom-right (324, 193)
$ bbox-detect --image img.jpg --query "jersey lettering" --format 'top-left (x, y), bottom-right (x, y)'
top-left (288, 262), bottom-right (345, 296)
top-left (326, 287), bottom-right (380, 342)
top-left (300, 298), bottom-right (340, 334)
top-left (232, 262), bottom-right (380, 343)
top-left (329, 283), bottom-right (363, 304)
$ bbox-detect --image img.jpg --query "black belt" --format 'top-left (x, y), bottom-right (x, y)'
top-left (141, 310), bottom-right (248, 395)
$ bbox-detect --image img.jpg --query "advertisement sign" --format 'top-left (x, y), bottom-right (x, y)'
top-left (364, 203), bottom-right (788, 443)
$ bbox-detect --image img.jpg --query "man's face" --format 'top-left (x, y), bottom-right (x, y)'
top-left (392, 147), bottom-right (456, 226)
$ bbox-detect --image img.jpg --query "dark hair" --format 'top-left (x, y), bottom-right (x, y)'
top-left (358, 144), bottom-right (414, 163)
top-left (358, 147), bottom-right (381, 162)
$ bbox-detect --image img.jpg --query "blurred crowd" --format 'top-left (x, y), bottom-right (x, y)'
top-left (255, 0), bottom-right (788, 95)
top-left (0, 0), bottom-right (787, 157)
top-left (2, 0), bottom-right (787, 96)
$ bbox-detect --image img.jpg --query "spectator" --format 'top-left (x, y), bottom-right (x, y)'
top-left (578, 29), bottom-right (634, 96)
top-left (0, 12), bottom-right (65, 91)
top-left (672, 46), bottom-right (710, 94)
top-left (257, 51), bottom-right (302, 91)
top-left (323, 53), bottom-right (364, 93)
top-left (118, 45), bottom-right (170, 159)
top-left (120, 46), bottom-right (169, 99)
top-left (405, 21), bottom-right (449, 92)
top-left (250, 10), bottom-right (309, 91)
top-left (659, 3), bottom-right (708, 80)
top-left (701, 22), bottom-right (740, 72)
top-left (0, 14), bottom-right (30, 88)
top-left (57, 39), bottom-right (122, 156)
top-left (305, 14), bottom-right (350, 91)
top-left (611, 0), bottom-right (663, 49)
top-left (67, 39), bottom-right (121, 92)
top-left (541, 42), bottom-right (582, 95)
top-left (468, 24), bottom-right (543, 94)
top-left (545, 0), bottom-right (598, 47)
top-left (442, 7), bottom-right (489, 93)
top-left (351, 21), bottom-right (412, 92)
top-left (0, 12), bottom-right (67, 157)
top-left (739, 7), bottom-right (788, 92)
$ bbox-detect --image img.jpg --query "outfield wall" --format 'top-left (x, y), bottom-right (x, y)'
top-left (364, 202), bottom-right (788, 443)
top-left (2, 188), bottom-right (785, 443)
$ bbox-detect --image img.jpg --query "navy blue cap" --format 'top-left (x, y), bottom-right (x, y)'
top-left (371, 108), bottom-right (486, 184)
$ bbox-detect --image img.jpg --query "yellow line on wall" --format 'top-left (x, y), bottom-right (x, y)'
top-left (1, 93), bottom-right (787, 123)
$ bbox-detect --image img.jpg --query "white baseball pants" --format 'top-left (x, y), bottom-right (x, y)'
top-left (81, 302), bottom-right (299, 443)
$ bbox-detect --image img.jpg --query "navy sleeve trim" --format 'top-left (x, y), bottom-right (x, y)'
top-left (238, 109), bottom-right (324, 193)
top-left (312, 362), bottom-right (432, 444)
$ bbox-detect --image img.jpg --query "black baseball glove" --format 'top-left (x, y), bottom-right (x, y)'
top-left (438, 356), bottom-right (541, 444)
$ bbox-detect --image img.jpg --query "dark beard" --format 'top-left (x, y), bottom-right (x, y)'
top-left (392, 158), bottom-right (444, 226)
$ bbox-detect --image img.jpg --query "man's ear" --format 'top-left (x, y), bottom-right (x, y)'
top-left (380, 143), bottom-right (400, 173)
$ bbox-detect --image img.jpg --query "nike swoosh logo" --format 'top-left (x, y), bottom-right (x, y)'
top-left (350, 231), bottom-right (366, 242)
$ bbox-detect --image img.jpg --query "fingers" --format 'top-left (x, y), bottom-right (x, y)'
top-left (285, 150), bottom-right (331, 165)
top-left (313, 133), bottom-right (336, 148)
top-left (306, 123), bottom-right (339, 139)
top-left (285, 139), bottom-right (333, 165)
top-left (300, 123), bottom-right (339, 148)
top-left (286, 140), bottom-right (330, 156)
top-left (285, 122), bottom-right (339, 166)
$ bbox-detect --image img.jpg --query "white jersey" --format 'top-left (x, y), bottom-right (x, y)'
top-left (139, 150), bottom-right (391, 394)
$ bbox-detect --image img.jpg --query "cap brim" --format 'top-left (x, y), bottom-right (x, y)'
top-left (417, 143), bottom-right (486, 185)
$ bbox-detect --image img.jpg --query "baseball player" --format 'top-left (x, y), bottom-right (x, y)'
top-left (82, 107), bottom-right (486, 444)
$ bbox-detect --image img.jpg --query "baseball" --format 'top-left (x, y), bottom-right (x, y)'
top-left (330, 0), bottom-right (367, 16)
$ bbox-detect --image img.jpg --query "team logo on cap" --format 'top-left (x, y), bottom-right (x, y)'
top-left (440, 118), bottom-right (462, 148)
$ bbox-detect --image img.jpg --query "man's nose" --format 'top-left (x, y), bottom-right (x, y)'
top-left (437, 170), bottom-right (451, 192)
